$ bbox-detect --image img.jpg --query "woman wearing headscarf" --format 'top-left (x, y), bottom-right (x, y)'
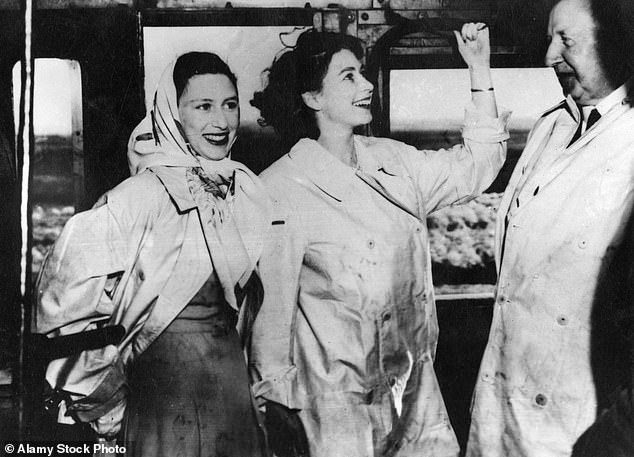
top-left (34, 52), bottom-right (269, 457)
top-left (249, 25), bottom-right (509, 457)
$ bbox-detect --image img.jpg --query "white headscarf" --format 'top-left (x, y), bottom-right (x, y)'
top-left (129, 58), bottom-right (238, 175)
top-left (127, 57), bottom-right (270, 309)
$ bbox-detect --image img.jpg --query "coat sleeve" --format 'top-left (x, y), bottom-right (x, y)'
top-left (249, 183), bottom-right (306, 409)
top-left (33, 196), bottom-right (130, 432)
top-left (402, 104), bottom-right (510, 214)
top-left (35, 200), bottom-right (128, 336)
top-left (34, 174), bottom-right (160, 433)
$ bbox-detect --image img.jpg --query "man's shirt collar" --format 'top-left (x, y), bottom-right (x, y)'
top-left (593, 83), bottom-right (628, 116)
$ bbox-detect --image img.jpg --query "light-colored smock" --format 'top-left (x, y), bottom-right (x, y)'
top-left (34, 166), bottom-right (266, 434)
top-left (467, 88), bottom-right (634, 457)
top-left (251, 105), bottom-right (509, 457)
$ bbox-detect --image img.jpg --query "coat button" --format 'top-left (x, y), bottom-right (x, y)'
top-left (367, 239), bottom-right (375, 249)
top-left (556, 315), bottom-right (568, 326)
top-left (578, 239), bottom-right (588, 249)
top-left (415, 226), bottom-right (422, 233)
top-left (138, 271), bottom-right (145, 281)
top-left (535, 393), bottom-right (548, 407)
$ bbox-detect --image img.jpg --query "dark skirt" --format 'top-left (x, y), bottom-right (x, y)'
top-left (125, 307), bottom-right (264, 457)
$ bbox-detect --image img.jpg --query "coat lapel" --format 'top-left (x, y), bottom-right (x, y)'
top-left (354, 137), bottom-right (422, 220)
top-left (532, 102), bottom-right (630, 191)
top-left (287, 137), bottom-right (420, 220)
top-left (354, 170), bottom-right (421, 220)
top-left (496, 99), bottom-right (633, 270)
top-left (287, 138), bottom-right (356, 203)
top-left (495, 109), bottom-right (566, 268)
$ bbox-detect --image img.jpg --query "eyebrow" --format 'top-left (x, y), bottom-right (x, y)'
top-left (187, 95), bottom-right (238, 103)
top-left (338, 66), bottom-right (357, 75)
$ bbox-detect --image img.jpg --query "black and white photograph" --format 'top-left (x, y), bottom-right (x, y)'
top-left (1, 0), bottom-right (633, 456)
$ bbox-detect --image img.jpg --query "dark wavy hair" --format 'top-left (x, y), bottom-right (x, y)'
top-left (251, 29), bottom-right (364, 153)
top-left (173, 52), bottom-right (238, 103)
top-left (589, 0), bottom-right (634, 90)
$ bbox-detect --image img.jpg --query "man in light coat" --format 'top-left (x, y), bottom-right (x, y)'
top-left (466, 0), bottom-right (634, 455)
top-left (570, 1), bottom-right (634, 455)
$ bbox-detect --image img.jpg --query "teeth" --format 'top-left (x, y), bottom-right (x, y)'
top-left (202, 133), bottom-right (229, 145)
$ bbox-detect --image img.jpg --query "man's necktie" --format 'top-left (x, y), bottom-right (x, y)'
top-left (586, 108), bottom-right (601, 130)
top-left (568, 108), bottom-right (601, 146)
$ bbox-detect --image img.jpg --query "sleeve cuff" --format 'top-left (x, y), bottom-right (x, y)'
top-left (251, 365), bottom-right (298, 408)
top-left (89, 397), bottom-right (127, 436)
top-left (462, 102), bottom-right (511, 143)
top-left (65, 358), bottom-right (128, 423)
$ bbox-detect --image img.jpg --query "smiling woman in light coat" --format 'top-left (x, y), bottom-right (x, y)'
top-left (249, 26), bottom-right (509, 457)
top-left (35, 52), bottom-right (269, 456)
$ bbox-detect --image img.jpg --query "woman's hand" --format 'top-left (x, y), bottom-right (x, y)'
top-left (454, 22), bottom-right (490, 70)
top-left (454, 22), bottom-right (498, 118)
top-left (264, 401), bottom-right (310, 457)
top-left (89, 398), bottom-right (126, 437)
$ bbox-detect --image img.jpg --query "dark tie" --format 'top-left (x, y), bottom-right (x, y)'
top-left (568, 108), bottom-right (601, 146)
top-left (586, 108), bottom-right (601, 130)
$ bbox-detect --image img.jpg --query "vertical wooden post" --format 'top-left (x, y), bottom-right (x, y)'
top-left (17, 0), bottom-right (34, 441)
top-left (69, 60), bottom-right (85, 210)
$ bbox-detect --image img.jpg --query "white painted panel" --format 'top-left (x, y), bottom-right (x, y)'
top-left (390, 68), bottom-right (564, 133)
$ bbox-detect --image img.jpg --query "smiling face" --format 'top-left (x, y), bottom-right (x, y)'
top-left (545, 0), bottom-right (614, 105)
top-left (177, 73), bottom-right (239, 161)
top-left (304, 49), bottom-right (374, 135)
